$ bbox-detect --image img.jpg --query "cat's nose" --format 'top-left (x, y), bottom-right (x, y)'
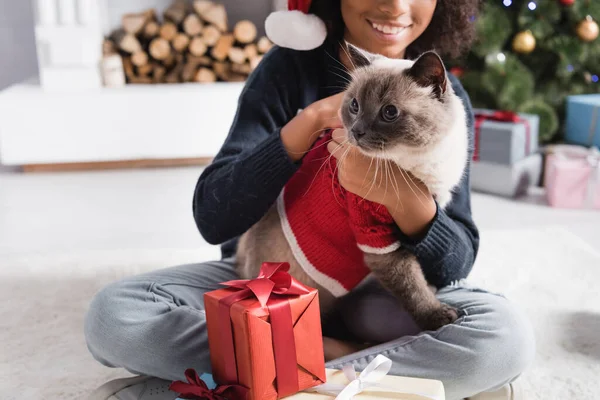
top-left (352, 129), bottom-right (367, 140)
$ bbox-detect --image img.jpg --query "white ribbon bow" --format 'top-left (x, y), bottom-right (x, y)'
top-left (306, 355), bottom-right (443, 400)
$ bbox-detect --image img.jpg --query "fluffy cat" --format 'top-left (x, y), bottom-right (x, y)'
top-left (236, 44), bottom-right (469, 334)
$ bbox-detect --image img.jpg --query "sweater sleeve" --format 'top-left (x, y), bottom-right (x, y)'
top-left (192, 48), bottom-right (302, 245)
top-left (398, 75), bottom-right (480, 288)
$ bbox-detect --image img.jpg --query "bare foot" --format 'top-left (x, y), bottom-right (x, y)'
top-left (322, 337), bottom-right (370, 362)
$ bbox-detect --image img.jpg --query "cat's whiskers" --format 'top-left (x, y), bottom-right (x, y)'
top-left (303, 138), bottom-right (349, 197)
top-left (397, 167), bottom-right (428, 210)
top-left (339, 42), bottom-right (357, 72)
top-left (391, 155), bottom-right (430, 207)
top-left (382, 146), bottom-right (401, 198)
top-left (360, 155), bottom-right (380, 204)
top-left (388, 162), bottom-right (403, 206)
top-left (330, 143), bottom-right (353, 207)
top-left (324, 85), bottom-right (350, 92)
top-left (325, 49), bottom-right (354, 77)
top-left (288, 116), bottom-right (346, 158)
top-left (303, 139), bottom-right (342, 197)
top-left (382, 148), bottom-right (404, 214)
top-left (287, 132), bottom-right (328, 157)
top-left (407, 172), bottom-right (430, 201)
top-left (390, 162), bottom-right (405, 214)
top-left (377, 150), bottom-right (390, 213)
top-left (329, 70), bottom-right (352, 86)
top-left (361, 154), bottom-right (376, 190)
top-left (327, 64), bottom-right (353, 82)
top-left (303, 139), bottom-right (335, 158)
top-left (322, 51), bottom-right (353, 86)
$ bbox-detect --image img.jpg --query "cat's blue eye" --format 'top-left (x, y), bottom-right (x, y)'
top-left (381, 105), bottom-right (399, 122)
top-left (349, 98), bottom-right (359, 114)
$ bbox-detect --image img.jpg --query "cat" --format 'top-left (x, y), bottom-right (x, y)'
top-left (236, 44), bottom-right (469, 337)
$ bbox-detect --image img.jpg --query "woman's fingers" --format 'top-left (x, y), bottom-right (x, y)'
top-left (331, 128), bottom-right (347, 144)
top-left (327, 129), bottom-right (349, 158)
top-left (327, 140), bottom-right (343, 158)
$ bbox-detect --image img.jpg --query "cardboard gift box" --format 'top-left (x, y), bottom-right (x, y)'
top-left (544, 145), bottom-right (600, 209)
top-left (286, 355), bottom-right (445, 400)
top-left (204, 262), bottom-right (326, 400)
top-left (473, 109), bottom-right (540, 165)
top-left (565, 94), bottom-right (600, 148)
top-left (470, 153), bottom-right (542, 198)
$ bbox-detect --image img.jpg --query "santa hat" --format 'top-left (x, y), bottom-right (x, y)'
top-left (265, 0), bottom-right (328, 51)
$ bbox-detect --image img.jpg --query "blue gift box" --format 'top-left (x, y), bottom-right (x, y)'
top-left (565, 94), bottom-right (600, 148)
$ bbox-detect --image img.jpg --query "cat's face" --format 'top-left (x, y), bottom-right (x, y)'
top-left (340, 46), bottom-right (452, 156)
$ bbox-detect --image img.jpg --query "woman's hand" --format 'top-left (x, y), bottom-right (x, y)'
top-left (308, 91), bottom-right (346, 130)
top-left (281, 92), bottom-right (345, 162)
top-left (327, 128), bottom-right (437, 239)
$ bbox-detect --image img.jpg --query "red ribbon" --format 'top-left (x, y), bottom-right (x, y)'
top-left (218, 262), bottom-right (311, 397)
top-left (473, 110), bottom-right (531, 162)
top-left (169, 369), bottom-right (248, 400)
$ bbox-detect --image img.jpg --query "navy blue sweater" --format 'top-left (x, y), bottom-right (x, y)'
top-left (193, 39), bottom-right (480, 288)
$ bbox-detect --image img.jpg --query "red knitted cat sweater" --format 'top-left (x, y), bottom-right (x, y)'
top-left (277, 134), bottom-right (401, 297)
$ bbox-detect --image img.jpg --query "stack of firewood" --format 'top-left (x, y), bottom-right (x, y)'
top-left (102, 0), bottom-right (273, 84)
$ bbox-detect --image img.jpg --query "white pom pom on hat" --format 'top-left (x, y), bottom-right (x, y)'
top-left (265, 0), bottom-right (327, 51)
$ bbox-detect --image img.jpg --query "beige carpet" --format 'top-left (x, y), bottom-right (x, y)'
top-left (1, 227), bottom-right (599, 400)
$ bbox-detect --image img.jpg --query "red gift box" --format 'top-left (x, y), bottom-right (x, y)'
top-left (204, 262), bottom-right (326, 400)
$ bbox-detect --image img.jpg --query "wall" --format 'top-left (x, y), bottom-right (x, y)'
top-left (0, 0), bottom-right (39, 90)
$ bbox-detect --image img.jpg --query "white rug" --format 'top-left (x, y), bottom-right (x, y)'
top-left (1, 228), bottom-right (599, 400)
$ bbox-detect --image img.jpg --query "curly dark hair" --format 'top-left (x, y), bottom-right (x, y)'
top-left (309, 0), bottom-right (481, 60)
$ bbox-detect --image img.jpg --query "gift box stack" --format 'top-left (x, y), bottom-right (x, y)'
top-left (470, 109), bottom-right (542, 198)
top-left (543, 94), bottom-right (600, 210)
top-left (564, 94), bottom-right (600, 149)
top-left (167, 261), bottom-right (447, 400)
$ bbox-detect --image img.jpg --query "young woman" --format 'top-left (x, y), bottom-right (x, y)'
top-left (86, 1), bottom-right (535, 399)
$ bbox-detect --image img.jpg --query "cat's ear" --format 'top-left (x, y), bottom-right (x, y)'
top-left (407, 51), bottom-right (448, 100)
top-left (345, 42), bottom-right (378, 68)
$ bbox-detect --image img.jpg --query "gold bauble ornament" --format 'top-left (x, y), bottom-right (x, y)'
top-left (512, 30), bottom-right (536, 54)
top-left (577, 16), bottom-right (599, 42)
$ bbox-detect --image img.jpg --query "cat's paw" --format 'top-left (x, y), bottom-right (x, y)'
top-left (416, 304), bottom-right (459, 331)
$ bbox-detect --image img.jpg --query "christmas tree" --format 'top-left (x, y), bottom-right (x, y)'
top-left (451, 0), bottom-right (600, 144)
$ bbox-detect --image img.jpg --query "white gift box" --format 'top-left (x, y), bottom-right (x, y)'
top-left (286, 355), bottom-right (445, 400)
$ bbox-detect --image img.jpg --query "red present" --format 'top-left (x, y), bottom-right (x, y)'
top-left (169, 369), bottom-right (249, 399)
top-left (204, 262), bottom-right (326, 400)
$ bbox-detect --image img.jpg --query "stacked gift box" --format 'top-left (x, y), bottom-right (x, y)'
top-left (564, 94), bottom-right (600, 149)
top-left (544, 94), bottom-right (600, 210)
top-left (470, 109), bottom-right (542, 198)
top-left (168, 261), bottom-right (447, 400)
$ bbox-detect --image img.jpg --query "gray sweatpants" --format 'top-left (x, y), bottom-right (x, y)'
top-left (84, 258), bottom-right (535, 400)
